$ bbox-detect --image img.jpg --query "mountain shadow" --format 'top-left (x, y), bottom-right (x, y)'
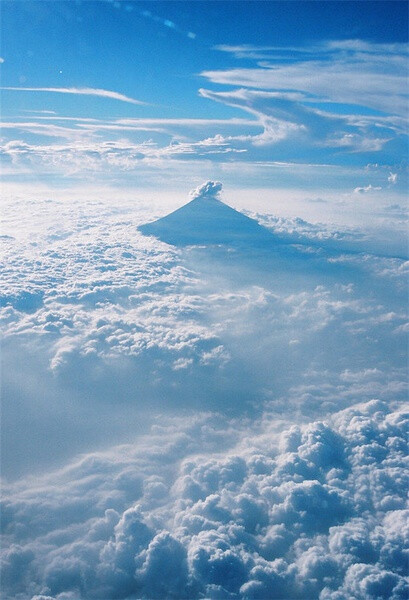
top-left (138, 183), bottom-right (386, 294)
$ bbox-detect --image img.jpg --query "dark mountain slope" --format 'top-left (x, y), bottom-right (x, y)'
top-left (138, 195), bottom-right (275, 247)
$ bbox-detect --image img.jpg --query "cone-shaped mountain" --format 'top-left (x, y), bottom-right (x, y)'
top-left (138, 195), bottom-right (275, 247)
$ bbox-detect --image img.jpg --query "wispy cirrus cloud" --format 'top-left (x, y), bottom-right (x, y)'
top-left (214, 39), bottom-right (409, 61)
top-left (0, 86), bottom-right (145, 105)
top-left (0, 40), bottom-right (407, 197)
top-left (205, 40), bottom-right (409, 117)
top-left (0, 116), bottom-right (260, 143)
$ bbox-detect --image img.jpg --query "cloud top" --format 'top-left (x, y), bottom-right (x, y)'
top-left (189, 180), bottom-right (223, 201)
top-left (2, 399), bottom-right (408, 599)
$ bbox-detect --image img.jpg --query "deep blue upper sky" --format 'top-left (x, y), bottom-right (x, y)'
top-left (2, 1), bottom-right (408, 117)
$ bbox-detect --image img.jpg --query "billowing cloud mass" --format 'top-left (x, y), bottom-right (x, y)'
top-left (1, 399), bottom-right (408, 599)
top-left (189, 180), bottom-right (223, 201)
top-left (1, 182), bottom-right (408, 599)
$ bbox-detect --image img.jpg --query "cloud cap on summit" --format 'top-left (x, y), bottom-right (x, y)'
top-left (189, 181), bottom-right (223, 201)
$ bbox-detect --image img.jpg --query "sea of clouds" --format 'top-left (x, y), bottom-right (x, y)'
top-left (1, 182), bottom-right (408, 599)
top-left (2, 398), bottom-right (408, 600)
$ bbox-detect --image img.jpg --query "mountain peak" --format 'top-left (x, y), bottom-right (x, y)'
top-left (138, 181), bottom-right (274, 247)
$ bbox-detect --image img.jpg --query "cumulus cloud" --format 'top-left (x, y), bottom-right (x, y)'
top-left (1, 182), bottom-right (407, 599)
top-left (1, 186), bottom-right (407, 476)
top-left (1, 399), bottom-right (408, 599)
top-left (353, 185), bottom-right (382, 194)
top-left (189, 180), bottom-right (223, 201)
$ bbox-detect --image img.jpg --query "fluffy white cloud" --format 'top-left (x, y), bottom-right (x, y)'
top-left (353, 185), bottom-right (382, 194)
top-left (1, 399), bottom-right (408, 599)
top-left (1, 186), bottom-right (407, 471)
top-left (189, 180), bottom-right (223, 201)
top-left (1, 183), bottom-right (407, 598)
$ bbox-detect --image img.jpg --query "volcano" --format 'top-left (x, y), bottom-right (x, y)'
top-left (138, 182), bottom-right (274, 247)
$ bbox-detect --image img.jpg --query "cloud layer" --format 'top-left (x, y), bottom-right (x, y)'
top-left (1, 185), bottom-right (407, 477)
top-left (189, 180), bottom-right (223, 201)
top-left (1, 181), bottom-right (407, 598)
top-left (2, 398), bottom-right (408, 599)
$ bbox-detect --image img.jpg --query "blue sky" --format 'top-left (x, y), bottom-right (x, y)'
top-left (2, 1), bottom-right (408, 108)
top-left (1, 0), bottom-right (408, 198)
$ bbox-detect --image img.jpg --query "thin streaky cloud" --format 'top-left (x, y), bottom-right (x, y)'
top-left (214, 40), bottom-right (409, 57)
top-left (28, 116), bottom-right (258, 127)
top-left (21, 109), bottom-right (58, 114)
top-left (1, 86), bottom-right (145, 105)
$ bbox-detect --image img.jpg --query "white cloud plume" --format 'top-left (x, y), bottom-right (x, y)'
top-left (189, 180), bottom-right (223, 200)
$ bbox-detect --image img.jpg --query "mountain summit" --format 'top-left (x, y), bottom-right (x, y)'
top-left (138, 181), bottom-right (274, 247)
